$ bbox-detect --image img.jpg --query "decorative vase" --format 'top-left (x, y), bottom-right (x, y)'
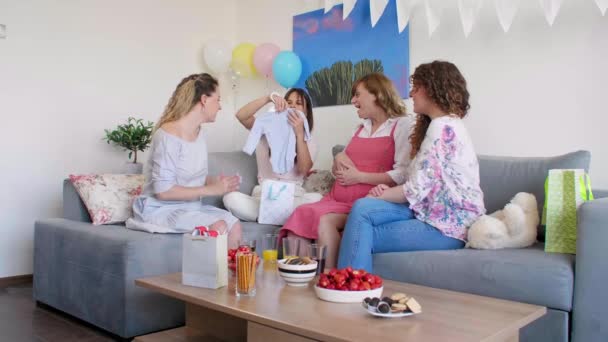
top-left (124, 162), bottom-right (143, 174)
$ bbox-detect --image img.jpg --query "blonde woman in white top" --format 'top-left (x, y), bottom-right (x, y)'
top-left (223, 89), bottom-right (323, 222)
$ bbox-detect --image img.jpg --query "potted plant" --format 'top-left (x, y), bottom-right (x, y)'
top-left (104, 117), bottom-right (154, 174)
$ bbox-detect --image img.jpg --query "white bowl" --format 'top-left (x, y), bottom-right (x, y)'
top-left (277, 259), bottom-right (318, 287)
top-left (314, 285), bottom-right (384, 303)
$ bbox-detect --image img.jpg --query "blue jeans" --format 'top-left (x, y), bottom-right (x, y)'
top-left (337, 198), bottom-right (465, 273)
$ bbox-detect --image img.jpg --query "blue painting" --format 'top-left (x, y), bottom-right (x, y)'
top-left (293, 1), bottom-right (410, 107)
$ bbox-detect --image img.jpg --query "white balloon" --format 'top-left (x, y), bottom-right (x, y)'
top-left (203, 40), bottom-right (231, 74)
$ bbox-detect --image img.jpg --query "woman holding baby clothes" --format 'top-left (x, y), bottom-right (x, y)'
top-left (222, 88), bottom-right (323, 222)
top-left (281, 73), bottom-right (414, 270)
top-left (338, 61), bottom-right (486, 273)
top-left (126, 73), bottom-right (242, 248)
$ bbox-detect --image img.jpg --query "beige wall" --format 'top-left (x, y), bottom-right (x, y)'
top-left (0, 0), bottom-right (238, 277)
top-left (0, 0), bottom-right (606, 277)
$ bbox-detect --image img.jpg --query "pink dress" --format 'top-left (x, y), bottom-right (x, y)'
top-left (281, 123), bottom-right (398, 239)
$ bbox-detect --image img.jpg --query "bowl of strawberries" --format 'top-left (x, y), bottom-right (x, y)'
top-left (314, 267), bottom-right (383, 303)
top-left (227, 245), bottom-right (260, 275)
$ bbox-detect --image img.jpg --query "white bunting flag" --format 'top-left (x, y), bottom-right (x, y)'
top-left (595, 0), bottom-right (608, 16)
top-left (370, 0), bottom-right (390, 27)
top-left (425, 0), bottom-right (443, 37)
top-left (396, 0), bottom-right (421, 33)
top-left (495, 0), bottom-right (520, 32)
top-left (324, 0), bottom-right (339, 14)
top-left (539, 0), bottom-right (563, 26)
top-left (343, 0), bottom-right (358, 19)
top-left (458, 0), bottom-right (484, 38)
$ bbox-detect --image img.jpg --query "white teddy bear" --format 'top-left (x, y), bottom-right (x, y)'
top-left (467, 192), bottom-right (539, 249)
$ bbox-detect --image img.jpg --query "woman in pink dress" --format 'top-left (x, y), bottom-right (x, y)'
top-left (281, 73), bottom-right (414, 269)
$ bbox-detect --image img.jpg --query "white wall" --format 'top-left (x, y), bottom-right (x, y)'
top-left (0, 0), bottom-right (606, 278)
top-left (233, 0), bottom-right (608, 182)
top-left (0, 0), bottom-right (238, 277)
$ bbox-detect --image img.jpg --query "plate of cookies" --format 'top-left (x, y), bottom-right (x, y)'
top-left (361, 292), bottom-right (422, 318)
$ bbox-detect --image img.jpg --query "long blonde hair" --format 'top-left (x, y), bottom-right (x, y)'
top-left (351, 73), bottom-right (407, 118)
top-left (155, 73), bottom-right (219, 131)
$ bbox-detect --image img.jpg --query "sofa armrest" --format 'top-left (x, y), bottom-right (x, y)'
top-left (572, 198), bottom-right (608, 342)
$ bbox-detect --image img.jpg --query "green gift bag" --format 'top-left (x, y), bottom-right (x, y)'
top-left (542, 169), bottom-right (594, 254)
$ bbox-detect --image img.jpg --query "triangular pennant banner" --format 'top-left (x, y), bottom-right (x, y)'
top-left (343, 0), bottom-right (358, 19)
top-left (324, 0), bottom-right (339, 14)
top-left (425, 0), bottom-right (443, 37)
top-left (396, 0), bottom-right (421, 33)
top-left (595, 0), bottom-right (608, 16)
top-left (539, 0), bottom-right (563, 26)
top-left (495, 0), bottom-right (520, 32)
top-left (458, 0), bottom-right (483, 38)
top-left (370, 0), bottom-right (390, 27)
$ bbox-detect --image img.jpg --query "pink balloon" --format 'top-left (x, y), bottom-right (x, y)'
top-left (253, 43), bottom-right (280, 78)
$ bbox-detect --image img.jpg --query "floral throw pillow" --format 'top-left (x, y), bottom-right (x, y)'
top-left (69, 174), bottom-right (145, 225)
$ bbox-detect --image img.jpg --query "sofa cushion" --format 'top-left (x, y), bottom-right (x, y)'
top-left (69, 174), bottom-right (144, 225)
top-left (203, 152), bottom-right (258, 209)
top-left (478, 151), bottom-right (590, 239)
top-left (373, 243), bottom-right (574, 311)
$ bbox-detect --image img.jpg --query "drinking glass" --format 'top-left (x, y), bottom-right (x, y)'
top-left (262, 234), bottom-right (279, 263)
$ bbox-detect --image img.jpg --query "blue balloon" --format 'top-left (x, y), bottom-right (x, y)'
top-left (272, 51), bottom-right (302, 88)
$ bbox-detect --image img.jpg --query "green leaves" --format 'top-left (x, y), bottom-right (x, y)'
top-left (104, 117), bottom-right (154, 163)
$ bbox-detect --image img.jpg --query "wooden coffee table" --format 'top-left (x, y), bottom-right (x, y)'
top-left (134, 263), bottom-right (545, 342)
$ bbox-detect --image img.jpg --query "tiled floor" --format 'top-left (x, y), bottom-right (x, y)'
top-left (0, 283), bottom-right (117, 342)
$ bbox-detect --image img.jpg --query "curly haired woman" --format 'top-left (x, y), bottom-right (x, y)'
top-left (337, 61), bottom-right (486, 272)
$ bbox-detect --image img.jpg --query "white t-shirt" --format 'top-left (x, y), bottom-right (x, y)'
top-left (345, 116), bottom-right (414, 185)
top-left (255, 135), bottom-right (318, 186)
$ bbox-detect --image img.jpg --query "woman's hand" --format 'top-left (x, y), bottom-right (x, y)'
top-left (335, 165), bottom-right (362, 186)
top-left (332, 152), bottom-right (355, 175)
top-left (288, 110), bottom-right (305, 138)
top-left (209, 175), bottom-right (240, 196)
top-left (367, 184), bottom-right (389, 198)
top-left (271, 93), bottom-right (288, 112)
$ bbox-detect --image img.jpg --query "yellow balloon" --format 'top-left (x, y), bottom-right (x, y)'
top-left (231, 43), bottom-right (257, 78)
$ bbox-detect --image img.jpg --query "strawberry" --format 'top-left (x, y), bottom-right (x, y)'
top-left (328, 268), bottom-right (338, 277)
top-left (361, 281), bottom-right (371, 290)
top-left (326, 283), bottom-right (336, 290)
top-left (333, 273), bottom-right (347, 287)
top-left (351, 269), bottom-right (363, 279)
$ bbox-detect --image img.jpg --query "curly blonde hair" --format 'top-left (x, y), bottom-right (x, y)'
top-left (351, 73), bottom-right (407, 118)
top-left (409, 61), bottom-right (470, 158)
top-left (155, 73), bottom-right (219, 131)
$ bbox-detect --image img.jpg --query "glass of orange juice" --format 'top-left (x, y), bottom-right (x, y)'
top-left (262, 234), bottom-right (278, 263)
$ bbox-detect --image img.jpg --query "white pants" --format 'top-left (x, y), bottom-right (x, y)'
top-left (223, 185), bottom-right (323, 222)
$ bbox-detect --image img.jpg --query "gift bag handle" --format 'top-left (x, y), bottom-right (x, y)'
top-left (579, 174), bottom-right (594, 201)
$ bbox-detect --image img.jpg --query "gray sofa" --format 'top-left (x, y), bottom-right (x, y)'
top-left (34, 149), bottom-right (607, 341)
top-left (33, 152), bottom-right (280, 339)
top-left (368, 149), bottom-right (607, 342)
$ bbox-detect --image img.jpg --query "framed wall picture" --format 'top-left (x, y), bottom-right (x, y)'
top-left (293, 1), bottom-right (410, 107)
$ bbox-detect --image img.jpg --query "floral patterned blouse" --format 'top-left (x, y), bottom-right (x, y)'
top-left (402, 115), bottom-right (485, 241)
